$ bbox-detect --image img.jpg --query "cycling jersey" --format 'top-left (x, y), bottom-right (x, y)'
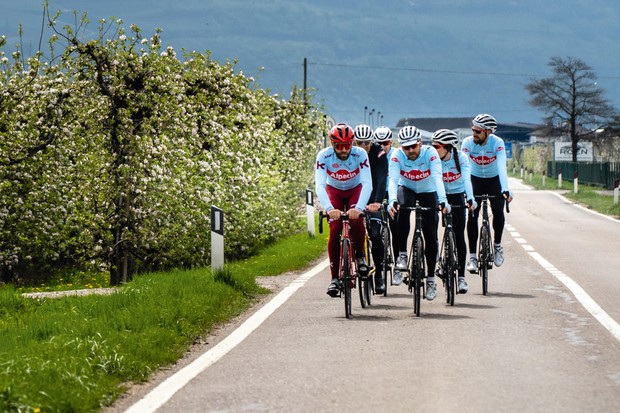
top-left (461, 133), bottom-right (509, 193)
top-left (388, 145), bottom-right (447, 205)
top-left (440, 150), bottom-right (475, 202)
top-left (315, 146), bottom-right (372, 212)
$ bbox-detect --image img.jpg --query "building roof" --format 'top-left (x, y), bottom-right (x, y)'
top-left (396, 117), bottom-right (542, 142)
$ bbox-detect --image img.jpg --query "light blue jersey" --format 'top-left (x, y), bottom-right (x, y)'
top-left (315, 146), bottom-right (373, 212)
top-left (388, 145), bottom-right (447, 205)
top-left (461, 133), bottom-right (509, 193)
top-left (441, 150), bottom-right (475, 202)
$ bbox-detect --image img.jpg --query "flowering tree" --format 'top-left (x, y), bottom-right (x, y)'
top-left (0, 12), bottom-right (323, 285)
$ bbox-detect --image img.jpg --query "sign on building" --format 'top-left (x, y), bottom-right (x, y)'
top-left (554, 141), bottom-right (593, 162)
top-left (505, 141), bottom-right (513, 159)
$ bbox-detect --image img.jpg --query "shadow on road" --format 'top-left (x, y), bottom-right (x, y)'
top-left (481, 292), bottom-right (536, 299)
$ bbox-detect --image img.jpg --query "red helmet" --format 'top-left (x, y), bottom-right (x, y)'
top-left (329, 123), bottom-right (355, 143)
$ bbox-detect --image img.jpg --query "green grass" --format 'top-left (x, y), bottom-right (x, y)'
top-left (511, 170), bottom-right (620, 219)
top-left (0, 218), bottom-right (328, 413)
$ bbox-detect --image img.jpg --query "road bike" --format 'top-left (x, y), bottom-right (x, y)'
top-left (319, 211), bottom-right (362, 318)
top-left (470, 194), bottom-right (510, 295)
top-left (400, 201), bottom-right (435, 316)
top-left (437, 205), bottom-right (465, 306)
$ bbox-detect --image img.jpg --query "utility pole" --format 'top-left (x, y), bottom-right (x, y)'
top-left (303, 57), bottom-right (308, 110)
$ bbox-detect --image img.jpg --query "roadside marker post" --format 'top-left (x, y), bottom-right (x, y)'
top-left (558, 169), bottom-right (562, 188)
top-left (574, 171), bottom-right (579, 194)
top-left (614, 179), bottom-right (619, 206)
top-left (306, 189), bottom-right (315, 237)
top-left (211, 206), bottom-right (224, 273)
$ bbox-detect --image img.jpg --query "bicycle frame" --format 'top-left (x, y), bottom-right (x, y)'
top-left (318, 211), bottom-right (360, 318)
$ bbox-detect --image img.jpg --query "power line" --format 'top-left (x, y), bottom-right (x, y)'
top-left (308, 61), bottom-right (620, 80)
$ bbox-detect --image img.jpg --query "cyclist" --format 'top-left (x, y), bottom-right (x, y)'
top-left (316, 123), bottom-right (373, 297)
top-left (353, 124), bottom-right (388, 294)
top-left (388, 125), bottom-right (448, 301)
top-left (461, 114), bottom-right (514, 272)
top-left (431, 129), bottom-right (477, 294)
top-left (373, 126), bottom-right (399, 262)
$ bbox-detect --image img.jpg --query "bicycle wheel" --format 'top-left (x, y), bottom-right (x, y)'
top-left (445, 230), bottom-right (457, 306)
top-left (412, 235), bottom-right (424, 317)
top-left (479, 225), bottom-right (491, 295)
top-left (342, 239), bottom-right (353, 318)
top-left (382, 225), bottom-right (392, 297)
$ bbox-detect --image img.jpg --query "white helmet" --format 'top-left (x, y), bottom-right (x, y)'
top-left (472, 113), bottom-right (497, 133)
top-left (431, 129), bottom-right (459, 147)
top-left (373, 126), bottom-right (393, 143)
top-left (354, 124), bottom-right (373, 142)
top-left (397, 125), bottom-right (421, 146)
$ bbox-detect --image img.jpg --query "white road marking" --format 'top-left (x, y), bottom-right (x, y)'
top-left (505, 224), bottom-right (620, 343)
top-left (123, 259), bottom-right (329, 413)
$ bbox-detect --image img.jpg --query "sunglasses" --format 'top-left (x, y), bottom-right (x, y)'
top-left (402, 144), bottom-right (419, 150)
top-left (333, 143), bottom-right (352, 151)
top-left (472, 128), bottom-right (485, 134)
top-left (380, 142), bottom-right (391, 146)
top-left (432, 144), bottom-right (444, 149)
top-left (356, 141), bottom-right (371, 146)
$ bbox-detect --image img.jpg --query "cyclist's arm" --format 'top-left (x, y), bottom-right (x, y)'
top-left (430, 150), bottom-right (448, 206)
top-left (495, 137), bottom-right (511, 196)
top-left (354, 151), bottom-right (373, 211)
top-left (314, 154), bottom-right (334, 212)
top-left (370, 148), bottom-right (388, 204)
top-left (387, 152), bottom-right (400, 206)
top-left (459, 152), bottom-right (475, 204)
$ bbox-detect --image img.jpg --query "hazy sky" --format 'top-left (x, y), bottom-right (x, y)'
top-left (3, 0), bottom-right (620, 128)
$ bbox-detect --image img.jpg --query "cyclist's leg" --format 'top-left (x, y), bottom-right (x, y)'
top-left (419, 193), bottom-right (439, 279)
top-left (367, 213), bottom-right (384, 270)
top-left (488, 177), bottom-right (506, 266)
top-left (467, 176), bottom-right (484, 255)
top-left (396, 186), bottom-right (416, 254)
top-left (388, 212), bottom-right (399, 258)
top-left (488, 177), bottom-right (506, 245)
top-left (325, 185), bottom-right (346, 280)
top-left (448, 194), bottom-right (467, 279)
top-left (344, 185), bottom-right (366, 260)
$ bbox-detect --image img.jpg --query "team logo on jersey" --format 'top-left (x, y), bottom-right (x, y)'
top-left (470, 155), bottom-right (497, 166)
top-left (401, 169), bottom-right (430, 181)
top-left (443, 171), bottom-right (462, 183)
top-left (360, 159), bottom-right (369, 169)
top-left (328, 168), bottom-right (360, 181)
top-left (316, 161), bottom-right (326, 170)
top-left (332, 163), bottom-right (340, 168)
top-left (430, 155), bottom-right (437, 162)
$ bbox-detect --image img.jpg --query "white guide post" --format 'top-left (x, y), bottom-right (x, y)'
top-left (306, 189), bottom-right (315, 237)
top-left (211, 206), bottom-right (224, 273)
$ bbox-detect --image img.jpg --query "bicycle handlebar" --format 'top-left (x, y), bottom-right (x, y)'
top-left (470, 193), bottom-right (511, 217)
top-left (318, 210), bottom-right (366, 234)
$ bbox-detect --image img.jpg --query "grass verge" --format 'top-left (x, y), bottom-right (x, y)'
top-left (510, 170), bottom-right (620, 219)
top-left (0, 220), bottom-right (327, 412)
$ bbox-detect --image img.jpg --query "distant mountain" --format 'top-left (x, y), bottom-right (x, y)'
top-left (3, 0), bottom-right (619, 128)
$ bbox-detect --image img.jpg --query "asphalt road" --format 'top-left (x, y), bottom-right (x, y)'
top-left (108, 178), bottom-right (620, 413)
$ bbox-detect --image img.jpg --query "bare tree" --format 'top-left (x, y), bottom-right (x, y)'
top-left (526, 56), bottom-right (616, 162)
